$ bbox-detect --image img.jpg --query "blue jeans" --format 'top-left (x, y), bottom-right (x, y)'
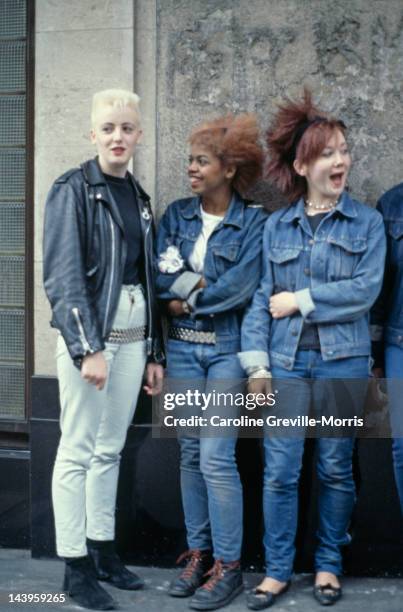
top-left (263, 350), bottom-right (369, 581)
top-left (385, 343), bottom-right (403, 515)
top-left (166, 338), bottom-right (244, 562)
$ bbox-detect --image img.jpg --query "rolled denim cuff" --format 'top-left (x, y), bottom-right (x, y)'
top-left (237, 350), bottom-right (270, 375)
top-left (170, 271), bottom-right (202, 300)
top-left (294, 288), bottom-right (315, 318)
top-left (187, 287), bottom-right (203, 311)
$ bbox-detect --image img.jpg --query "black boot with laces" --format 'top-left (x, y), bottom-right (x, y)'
top-left (189, 559), bottom-right (243, 610)
top-left (169, 549), bottom-right (214, 597)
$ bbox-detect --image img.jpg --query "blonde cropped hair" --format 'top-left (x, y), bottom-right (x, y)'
top-left (91, 89), bottom-right (141, 126)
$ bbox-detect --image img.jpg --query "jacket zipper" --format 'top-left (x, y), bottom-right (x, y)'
top-left (143, 205), bottom-right (153, 355)
top-left (103, 212), bottom-right (116, 336)
top-left (72, 307), bottom-right (92, 353)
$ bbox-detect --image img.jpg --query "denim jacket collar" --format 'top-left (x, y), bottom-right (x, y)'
top-left (180, 191), bottom-right (245, 229)
top-left (280, 191), bottom-right (358, 225)
top-left (334, 191), bottom-right (358, 218)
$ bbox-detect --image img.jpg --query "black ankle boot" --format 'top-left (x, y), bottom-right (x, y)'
top-left (189, 559), bottom-right (243, 610)
top-left (87, 539), bottom-right (144, 591)
top-left (169, 549), bottom-right (214, 598)
top-left (63, 556), bottom-right (116, 610)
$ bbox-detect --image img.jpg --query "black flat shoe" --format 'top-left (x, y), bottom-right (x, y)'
top-left (313, 583), bottom-right (342, 606)
top-left (246, 581), bottom-right (290, 610)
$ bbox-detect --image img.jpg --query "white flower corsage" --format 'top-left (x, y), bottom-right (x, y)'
top-left (158, 245), bottom-right (185, 274)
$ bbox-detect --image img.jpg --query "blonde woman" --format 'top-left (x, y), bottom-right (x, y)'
top-left (43, 89), bottom-right (164, 610)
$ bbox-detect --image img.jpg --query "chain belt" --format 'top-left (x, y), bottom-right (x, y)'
top-left (168, 326), bottom-right (216, 345)
top-left (107, 325), bottom-right (146, 344)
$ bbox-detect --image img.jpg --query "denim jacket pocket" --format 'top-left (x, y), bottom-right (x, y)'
top-left (387, 222), bottom-right (403, 240)
top-left (268, 247), bottom-right (301, 263)
top-left (211, 243), bottom-right (241, 275)
top-left (268, 247), bottom-right (301, 290)
top-left (328, 236), bottom-right (367, 279)
top-left (388, 222), bottom-right (403, 262)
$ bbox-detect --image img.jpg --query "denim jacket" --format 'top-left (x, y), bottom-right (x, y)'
top-left (156, 191), bottom-right (268, 353)
top-left (370, 182), bottom-right (403, 367)
top-left (239, 191), bottom-right (386, 372)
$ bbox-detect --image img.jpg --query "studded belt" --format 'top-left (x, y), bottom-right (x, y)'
top-left (107, 325), bottom-right (146, 344)
top-left (168, 326), bottom-right (216, 345)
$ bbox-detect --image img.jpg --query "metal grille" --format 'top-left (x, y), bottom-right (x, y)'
top-left (0, 96), bottom-right (25, 144)
top-left (0, 149), bottom-right (25, 199)
top-left (0, 362), bottom-right (24, 419)
top-left (0, 0), bottom-right (26, 38)
top-left (0, 40), bottom-right (26, 91)
top-left (0, 256), bottom-right (24, 306)
top-left (0, 310), bottom-right (24, 360)
top-left (0, 203), bottom-right (25, 251)
top-left (0, 0), bottom-right (27, 423)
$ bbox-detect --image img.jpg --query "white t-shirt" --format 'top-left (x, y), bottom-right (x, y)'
top-left (188, 206), bottom-right (223, 273)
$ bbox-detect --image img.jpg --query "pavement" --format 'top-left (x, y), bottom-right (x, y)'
top-left (0, 549), bottom-right (403, 612)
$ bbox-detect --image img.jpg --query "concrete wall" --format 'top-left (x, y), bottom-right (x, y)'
top-left (155, 0), bottom-right (403, 210)
top-left (34, 0), bottom-right (135, 375)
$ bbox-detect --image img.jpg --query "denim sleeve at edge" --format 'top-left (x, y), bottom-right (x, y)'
top-left (370, 199), bottom-right (395, 367)
top-left (155, 203), bottom-right (201, 301)
top-left (238, 217), bottom-right (273, 371)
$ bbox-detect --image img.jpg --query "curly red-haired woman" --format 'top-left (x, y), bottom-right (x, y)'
top-left (156, 114), bottom-right (267, 610)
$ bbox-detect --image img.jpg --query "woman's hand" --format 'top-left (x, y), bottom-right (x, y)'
top-left (81, 351), bottom-right (108, 390)
top-left (143, 363), bottom-right (164, 396)
top-left (195, 277), bottom-right (207, 289)
top-left (167, 299), bottom-right (187, 316)
top-left (247, 377), bottom-right (272, 397)
top-left (372, 367), bottom-right (384, 379)
top-left (269, 292), bottom-right (299, 319)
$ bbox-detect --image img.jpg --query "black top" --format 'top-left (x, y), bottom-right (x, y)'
top-left (105, 173), bottom-right (143, 285)
top-left (298, 213), bottom-right (327, 350)
top-left (306, 211), bottom-right (327, 233)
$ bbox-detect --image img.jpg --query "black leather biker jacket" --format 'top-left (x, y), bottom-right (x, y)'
top-left (43, 157), bottom-right (164, 368)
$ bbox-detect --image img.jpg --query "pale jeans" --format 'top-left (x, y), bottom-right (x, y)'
top-left (52, 284), bottom-right (147, 557)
